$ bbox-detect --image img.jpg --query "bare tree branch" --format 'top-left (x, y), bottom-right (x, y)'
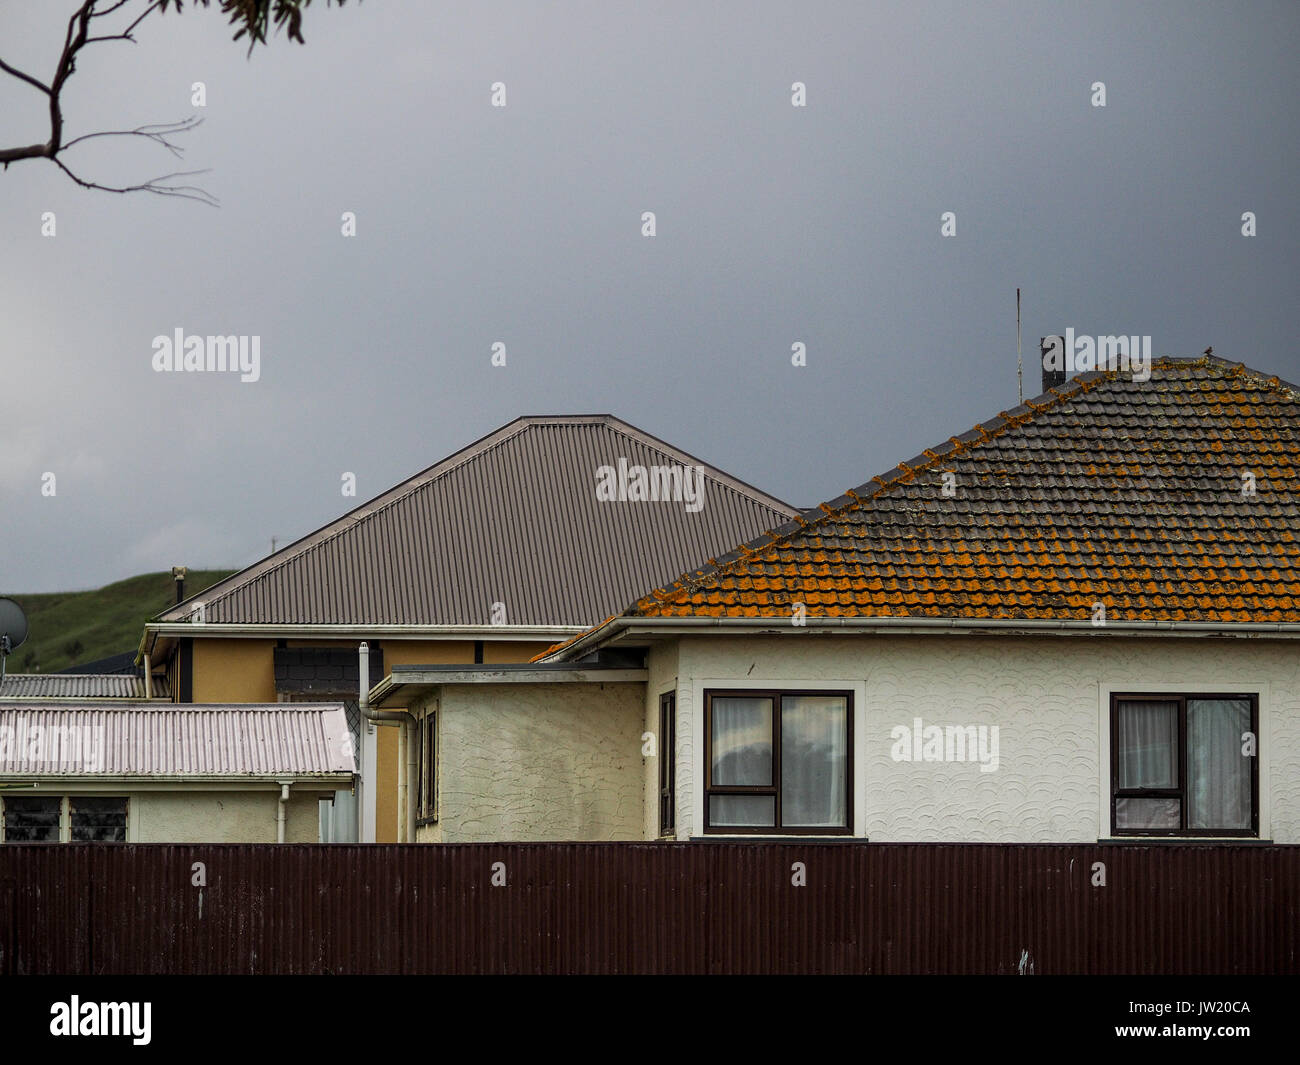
top-left (0, 58), bottom-right (52, 96)
top-left (0, 0), bottom-right (208, 203)
top-left (52, 156), bottom-right (218, 205)
top-left (0, 0), bottom-right (350, 201)
top-left (88, 0), bottom-right (136, 19)
top-left (62, 116), bottom-right (205, 157)
top-left (86, 0), bottom-right (166, 45)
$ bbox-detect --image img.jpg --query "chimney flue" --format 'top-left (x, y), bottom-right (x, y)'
top-left (171, 566), bottom-right (187, 604)
top-left (1040, 336), bottom-right (1067, 393)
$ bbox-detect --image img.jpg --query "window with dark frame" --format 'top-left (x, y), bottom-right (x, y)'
top-left (659, 691), bottom-right (675, 837)
top-left (418, 711), bottom-right (437, 821)
top-left (704, 689), bottom-right (852, 835)
top-left (1, 795), bottom-right (128, 842)
top-left (70, 797), bottom-right (127, 842)
top-left (1111, 693), bottom-right (1258, 837)
top-left (2, 796), bottom-right (61, 841)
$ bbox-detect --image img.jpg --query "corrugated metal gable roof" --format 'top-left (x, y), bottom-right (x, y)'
top-left (0, 703), bottom-right (354, 777)
top-left (156, 415), bottom-right (795, 627)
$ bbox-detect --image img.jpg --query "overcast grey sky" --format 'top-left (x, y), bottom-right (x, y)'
top-left (2, 0), bottom-right (1297, 593)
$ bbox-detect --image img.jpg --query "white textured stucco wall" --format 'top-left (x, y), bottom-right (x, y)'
top-left (645, 643), bottom-right (680, 840)
top-left (666, 634), bottom-right (1300, 843)
top-left (420, 682), bottom-right (644, 843)
top-left (131, 789), bottom-right (326, 842)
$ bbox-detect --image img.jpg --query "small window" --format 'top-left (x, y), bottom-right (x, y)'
top-left (659, 692), bottom-right (675, 837)
top-left (704, 689), bottom-right (852, 834)
top-left (417, 711), bottom-right (437, 822)
top-left (1111, 694), bottom-right (1258, 837)
top-left (2, 797), bottom-right (61, 842)
top-left (70, 797), bottom-right (127, 842)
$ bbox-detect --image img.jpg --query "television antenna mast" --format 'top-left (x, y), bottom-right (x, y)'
top-left (1017, 287), bottom-right (1023, 404)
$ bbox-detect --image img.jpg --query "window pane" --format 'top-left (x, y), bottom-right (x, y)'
top-left (3, 797), bottom-right (61, 841)
top-left (1115, 797), bottom-right (1180, 830)
top-left (659, 693), bottom-right (675, 836)
top-left (711, 697), bottom-right (773, 786)
top-left (1187, 699), bottom-right (1252, 830)
top-left (422, 713), bottom-right (436, 816)
top-left (1116, 700), bottom-right (1178, 788)
top-left (781, 695), bottom-right (848, 828)
top-left (69, 797), bottom-right (127, 842)
top-left (709, 795), bottom-right (775, 828)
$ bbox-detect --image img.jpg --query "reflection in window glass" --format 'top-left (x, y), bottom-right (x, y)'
top-left (3, 797), bottom-right (61, 842)
top-left (70, 797), bottom-right (127, 842)
top-left (710, 696), bottom-right (773, 786)
top-left (1116, 701), bottom-right (1178, 788)
top-left (781, 695), bottom-right (847, 828)
top-left (1187, 699), bottom-right (1251, 830)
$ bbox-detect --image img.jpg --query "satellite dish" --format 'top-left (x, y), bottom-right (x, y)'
top-left (0, 598), bottom-right (27, 652)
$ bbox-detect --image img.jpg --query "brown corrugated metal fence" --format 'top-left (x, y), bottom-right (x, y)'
top-left (1, 842), bottom-right (1296, 974)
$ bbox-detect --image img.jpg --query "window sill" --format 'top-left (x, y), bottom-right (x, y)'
top-left (1098, 837), bottom-right (1272, 844)
top-left (690, 834), bottom-right (865, 842)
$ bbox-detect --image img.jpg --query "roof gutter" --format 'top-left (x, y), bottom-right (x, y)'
top-left (547, 614), bottom-right (1300, 661)
top-left (369, 665), bottom-right (650, 705)
top-left (0, 775), bottom-right (352, 787)
top-left (140, 622), bottom-right (584, 657)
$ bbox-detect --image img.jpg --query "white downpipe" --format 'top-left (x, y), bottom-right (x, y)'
top-left (276, 782), bottom-right (290, 843)
top-left (358, 641), bottom-right (416, 843)
top-left (396, 718), bottom-right (407, 842)
top-left (360, 642), bottom-right (377, 843)
top-left (405, 717), bottom-right (418, 842)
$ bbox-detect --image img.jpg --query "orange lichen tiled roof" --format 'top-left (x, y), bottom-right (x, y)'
top-left (627, 356), bottom-right (1300, 625)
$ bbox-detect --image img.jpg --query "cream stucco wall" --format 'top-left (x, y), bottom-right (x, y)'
top-left (184, 637), bottom-right (552, 843)
top-left (414, 682), bottom-right (644, 843)
top-left (645, 643), bottom-right (680, 840)
top-left (663, 633), bottom-right (1300, 843)
top-left (130, 789), bottom-right (330, 842)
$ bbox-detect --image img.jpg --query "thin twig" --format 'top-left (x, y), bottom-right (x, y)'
top-left (0, 58), bottom-right (52, 96)
top-left (53, 157), bottom-right (219, 206)
top-left (62, 116), bottom-right (205, 158)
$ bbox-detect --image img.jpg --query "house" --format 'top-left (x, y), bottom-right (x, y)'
top-left (136, 414), bottom-right (796, 841)
top-left (0, 701), bottom-right (353, 842)
top-left (370, 355), bottom-right (1300, 844)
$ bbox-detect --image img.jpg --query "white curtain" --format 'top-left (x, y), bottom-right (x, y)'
top-left (1115, 698), bottom-right (1252, 832)
top-left (711, 696), bottom-right (772, 785)
top-left (1116, 700), bottom-right (1177, 788)
top-left (1187, 699), bottom-right (1251, 830)
top-left (1115, 700), bottom-right (1179, 830)
top-left (710, 696), bottom-right (773, 827)
top-left (780, 695), bottom-right (847, 828)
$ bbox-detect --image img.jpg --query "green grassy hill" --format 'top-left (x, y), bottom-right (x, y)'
top-left (3, 570), bottom-right (236, 673)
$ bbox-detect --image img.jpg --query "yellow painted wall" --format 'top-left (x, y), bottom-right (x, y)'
top-left (190, 639), bottom-right (278, 702)
top-left (375, 726), bottom-right (399, 842)
top-left (484, 641), bottom-right (556, 663)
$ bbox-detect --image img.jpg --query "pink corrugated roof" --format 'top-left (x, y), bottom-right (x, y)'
top-left (0, 674), bottom-right (171, 700)
top-left (0, 703), bottom-right (355, 778)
